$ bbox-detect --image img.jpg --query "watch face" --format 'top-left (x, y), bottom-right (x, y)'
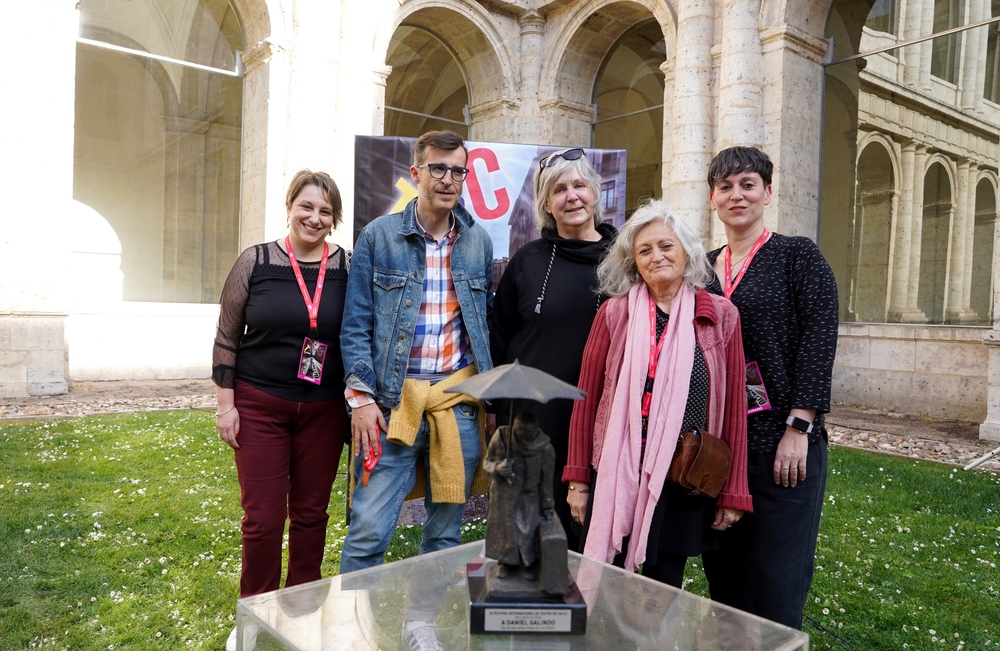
top-left (787, 416), bottom-right (811, 433)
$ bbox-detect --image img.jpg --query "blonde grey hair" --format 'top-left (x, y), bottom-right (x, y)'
top-left (533, 150), bottom-right (605, 232)
top-left (597, 198), bottom-right (713, 297)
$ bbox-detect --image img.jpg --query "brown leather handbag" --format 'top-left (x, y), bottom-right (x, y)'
top-left (667, 428), bottom-right (731, 498)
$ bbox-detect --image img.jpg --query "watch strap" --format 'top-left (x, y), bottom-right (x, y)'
top-left (785, 415), bottom-right (814, 434)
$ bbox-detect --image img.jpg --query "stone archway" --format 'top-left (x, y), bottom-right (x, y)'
top-left (374, 0), bottom-right (516, 140)
top-left (538, 0), bottom-right (675, 147)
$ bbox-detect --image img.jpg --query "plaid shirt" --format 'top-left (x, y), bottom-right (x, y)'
top-left (346, 215), bottom-right (473, 408)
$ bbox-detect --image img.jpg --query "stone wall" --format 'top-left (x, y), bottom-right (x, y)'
top-left (834, 323), bottom-right (988, 420)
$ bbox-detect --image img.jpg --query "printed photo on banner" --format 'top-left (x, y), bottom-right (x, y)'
top-left (353, 136), bottom-right (628, 287)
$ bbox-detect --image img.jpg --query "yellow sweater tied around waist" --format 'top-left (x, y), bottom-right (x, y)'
top-left (352, 364), bottom-right (489, 505)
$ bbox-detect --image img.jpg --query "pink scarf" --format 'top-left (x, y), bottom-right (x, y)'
top-left (584, 281), bottom-right (696, 571)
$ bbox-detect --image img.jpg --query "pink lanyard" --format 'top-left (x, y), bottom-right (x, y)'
top-left (724, 229), bottom-right (769, 300)
top-left (285, 236), bottom-right (328, 330)
top-left (642, 295), bottom-right (668, 418)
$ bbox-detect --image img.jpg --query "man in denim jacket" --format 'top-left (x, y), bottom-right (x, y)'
top-left (339, 131), bottom-right (493, 594)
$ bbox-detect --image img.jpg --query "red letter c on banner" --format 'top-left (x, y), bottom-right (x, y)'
top-left (465, 148), bottom-right (510, 220)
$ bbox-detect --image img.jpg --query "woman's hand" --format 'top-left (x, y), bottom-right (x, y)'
top-left (774, 428), bottom-right (809, 487)
top-left (712, 507), bottom-right (743, 531)
top-left (566, 483), bottom-right (590, 526)
top-left (217, 408), bottom-right (240, 450)
top-left (352, 403), bottom-right (387, 459)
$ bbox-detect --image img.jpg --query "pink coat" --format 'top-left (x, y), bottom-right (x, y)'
top-left (562, 289), bottom-right (753, 513)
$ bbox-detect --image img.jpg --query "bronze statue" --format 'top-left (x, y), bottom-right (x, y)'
top-left (484, 412), bottom-right (569, 595)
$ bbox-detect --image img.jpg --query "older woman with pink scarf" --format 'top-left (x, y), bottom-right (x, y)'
top-left (562, 198), bottom-right (752, 588)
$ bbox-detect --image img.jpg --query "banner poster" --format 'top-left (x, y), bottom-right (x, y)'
top-left (353, 136), bottom-right (627, 289)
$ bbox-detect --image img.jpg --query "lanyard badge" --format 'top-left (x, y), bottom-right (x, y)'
top-left (724, 228), bottom-right (769, 300)
top-left (287, 236), bottom-right (329, 385)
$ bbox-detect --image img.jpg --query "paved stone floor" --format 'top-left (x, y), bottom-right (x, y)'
top-left (3, 379), bottom-right (998, 476)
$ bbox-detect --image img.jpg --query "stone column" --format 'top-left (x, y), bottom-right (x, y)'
top-left (0, 0), bottom-right (75, 395)
top-left (905, 146), bottom-right (929, 319)
top-left (718, 0), bottom-right (763, 148)
top-left (669, 0), bottom-right (715, 240)
top-left (371, 66), bottom-right (392, 135)
top-left (514, 10), bottom-right (545, 144)
top-left (900, 0), bottom-right (921, 85)
top-left (901, 0), bottom-right (932, 89)
top-left (162, 116), bottom-right (212, 303)
top-left (946, 160), bottom-right (979, 322)
top-left (239, 39), bottom-right (293, 247)
top-left (887, 141), bottom-right (927, 322)
top-left (918, 0), bottom-right (934, 90)
top-left (960, 0), bottom-right (989, 112)
top-left (980, 210), bottom-right (1000, 441)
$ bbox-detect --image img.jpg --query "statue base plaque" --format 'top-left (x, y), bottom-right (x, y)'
top-left (467, 561), bottom-right (587, 635)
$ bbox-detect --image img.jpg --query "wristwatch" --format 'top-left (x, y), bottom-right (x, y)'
top-left (785, 415), bottom-right (814, 434)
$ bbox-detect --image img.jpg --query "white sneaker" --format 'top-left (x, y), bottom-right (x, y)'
top-left (225, 622), bottom-right (258, 651)
top-left (401, 620), bottom-right (443, 651)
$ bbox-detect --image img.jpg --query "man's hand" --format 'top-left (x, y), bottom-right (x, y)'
top-left (352, 403), bottom-right (387, 459)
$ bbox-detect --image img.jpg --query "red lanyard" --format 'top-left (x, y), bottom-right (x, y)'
top-left (285, 236), bottom-right (328, 330)
top-left (724, 229), bottom-right (769, 300)
top-left (642, 295), bottom-right (668, 417)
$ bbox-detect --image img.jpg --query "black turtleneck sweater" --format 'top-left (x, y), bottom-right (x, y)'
top-left (489, 222), bottom-right (617, 450)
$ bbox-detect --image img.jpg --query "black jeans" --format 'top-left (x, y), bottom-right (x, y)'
top-left (702, 439), bottom-right (828, 629)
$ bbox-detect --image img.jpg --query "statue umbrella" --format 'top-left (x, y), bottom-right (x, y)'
top-left (444, 359), bottom-right (586, 425)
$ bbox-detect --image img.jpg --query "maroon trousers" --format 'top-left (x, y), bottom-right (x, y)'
top-left (233, 380), bottom-right (347, 597)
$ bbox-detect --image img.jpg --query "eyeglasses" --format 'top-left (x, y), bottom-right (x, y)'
top-left (538, 148), bottom-right (586, 170)
top-left (417, 163), bottom-right (469, 182)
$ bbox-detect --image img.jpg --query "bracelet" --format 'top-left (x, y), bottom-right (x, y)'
top-left (215, 406), bottom-right (235, 417)
top-left (569, 484), bottom-right (590, 493)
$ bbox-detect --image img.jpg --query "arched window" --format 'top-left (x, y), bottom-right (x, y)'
top-left (866, 0), bottom-right (899, 35)
top-left (592, 20), bottom-right (665, 216)
top-left (931, 0), bottom-right (962, 83)
top-left (972, 179), bottom-right (997, 320)
top-left (985, 1), bottom-right (1000, 103)
top-left (384, 26), bottom-right (470, 139)
top-left (919, 162), bottom-right (952, 322)
top-left (76, 0), bottom-right (243, 303)
top-left (849, 143), bottom-right (894, 322)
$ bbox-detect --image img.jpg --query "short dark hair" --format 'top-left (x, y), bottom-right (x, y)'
top-left (413, 130), bottom-right (468, 166)
top-left (707, 146), bottom-right (773, 189)
top-left (285, 169), bottom-right (344, 227)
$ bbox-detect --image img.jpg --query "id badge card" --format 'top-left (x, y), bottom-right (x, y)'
top-left (745, 360), bottom-right (771, 414)
top-left (298, 337), bottom-right (327, 385)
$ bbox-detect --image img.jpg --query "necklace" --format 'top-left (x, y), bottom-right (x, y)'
top-left (728, 249), bottom-right (751, 269)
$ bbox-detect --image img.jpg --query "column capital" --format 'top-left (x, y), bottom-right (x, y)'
top-left (241, 39), bottom-right (290, 75)
top-left (517, 9), bottom-right (546, 34)
top-left (373, 65), bottom-right (392, 88)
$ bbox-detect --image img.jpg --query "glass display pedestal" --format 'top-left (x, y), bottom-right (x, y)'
top-left (236, 542), bottom-right (809, 650)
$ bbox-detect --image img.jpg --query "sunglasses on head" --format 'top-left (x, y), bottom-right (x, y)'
top-left (538, 148), bottom-right (586, 170)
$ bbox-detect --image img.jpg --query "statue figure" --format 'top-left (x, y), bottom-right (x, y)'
top-left (484, 412), bottom-right (568, 594)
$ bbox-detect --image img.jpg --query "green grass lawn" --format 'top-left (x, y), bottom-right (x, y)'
top-left (1, 411), bottom-right (997, 650)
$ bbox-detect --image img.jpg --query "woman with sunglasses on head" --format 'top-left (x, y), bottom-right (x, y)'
top-left (489, 147), bottom-right (617, 551)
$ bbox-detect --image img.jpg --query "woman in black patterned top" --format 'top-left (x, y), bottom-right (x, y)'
top-left (700, 146), bottom-right (838, 630)
top-left (213, 170), bottom-right (349, 651)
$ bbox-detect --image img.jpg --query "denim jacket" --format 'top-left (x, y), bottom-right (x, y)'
top-left (341, 199), bottom-right (494, 410)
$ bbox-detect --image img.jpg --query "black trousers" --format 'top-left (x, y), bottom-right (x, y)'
top-left (702, 439), bottom-right (828, 629)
